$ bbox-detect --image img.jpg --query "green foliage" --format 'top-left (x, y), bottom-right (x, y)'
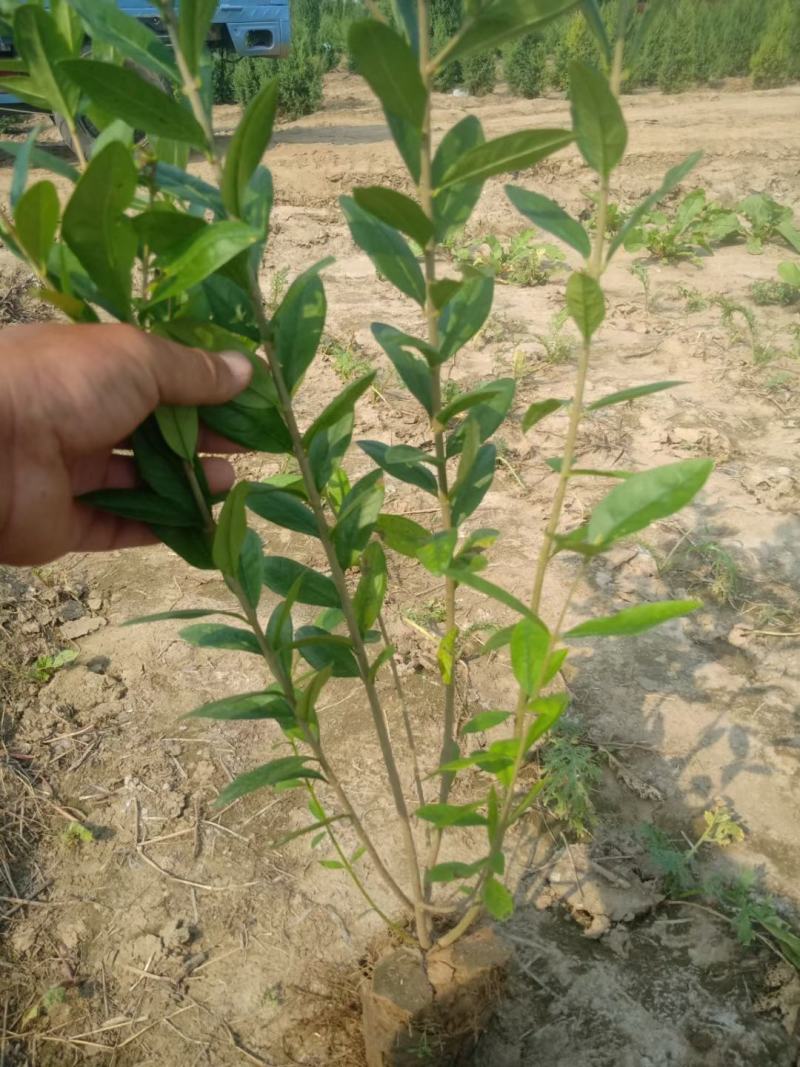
top-left (1, 0), bottom-right (716, 955)
top-left (211, 50), bottom-right (237, 104)
top-left (505, 33), bottom-right (548, 98)
top-left (657, 0), bottom-right (696, 94)
top-left (751, 0), bottom-right (800, 89)
top-left (539, 723), bottom-right (602, 838)
top-left (29, 647), bottom-right (77, 683)
top-left (462, 50), bottom-right (497, 96)
top-left (447, 229), bottom-right (567, 286)
top-left (624, 189), bottom-right (741, 263)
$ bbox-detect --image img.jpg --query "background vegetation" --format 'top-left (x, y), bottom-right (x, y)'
top-left (212, 0), bottom-right (800, 117)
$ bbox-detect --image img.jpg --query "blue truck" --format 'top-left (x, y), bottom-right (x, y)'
top-left (0, 2), bottom-right (291, 147)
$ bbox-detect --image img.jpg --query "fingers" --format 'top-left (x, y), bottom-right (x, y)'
top-left (128, 330), bottom-right (254, 408)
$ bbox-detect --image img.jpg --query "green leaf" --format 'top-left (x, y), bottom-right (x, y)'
top-left (447, 381), bottom-right (516, 458)
top-left (372, 325), bottom-right (434, 414)
top-left (483, 877), bottom-right (514, 921)
top-left (437, 273), bottom-right (494, 363)
top-left (511, 616), bottom-right (550, 696)
top-left (152, 526), bottom-right (215, 569)
top-left (609, 151), bottom-right (703, 259)
top-left (587, 381), bottom-right (684, 411)
top-left (150, 221), bottom-right (261, 303)
top-left (427, 860), bottom-right (486, 884)
top-left (294, 626), bottom-right (360, 678)
top-left (524, 694), bottom-right (569, 747)
top-left (184, 691), bottom-right (294, 728)
top-left (178, 0), bottom-right (218, 76)
top-left (450, 444), bottom-right (496, 526)
top-left (212, 482), bottom-right (250, 578)
top-left (377, 514), bottom-right (432, 558)
top-left (154, 162), bottom-right (224, 216)
top-left (0, 141), bottom-right (78, 183)
top-left (155, 406), bottom-right (198, 462)
top-left (444, 567), bottom-right (533, 620)
top-left (414, 532), bottom-right (458, 580)
top-left (565, 599), bottom-right (702, 639)
top-left (779, 261), bottom-right (800, 287)
top-left (215, 757), bottom-right (324, 806)
top-left (179, 623), bottom-right (261, 655)
top-left (303, 372), bottom-right (377, 444)
top-left (14, 180), bottom-right (58, 270)
top-left (353, 542), bottom-right (388, 635)
top-left (332, 470), bottom-right (386, 569)
top-left (522, 398), bottom-right (566, 432)
top-left (80, 488), bottom-right (199, 527)
top-left (222, 77), bottom-right (278, 217)
top-left (438, 129), bottom-right (574, 190)
top-left (359, 440), bottom-right (438, 496)
top-left (438, 381), bottom-right (511, 430)
top-left (446, 0), bottom-right (581, 64)
top-left (59, 60), bottom-right (206, 146)
top-left (546, 459), bottom-right (630, 479)
top-left (199, 401), bottom-right (292, 455)
top-left (307, 413), bottom-right (355, 492)
top-left (14, 6), bottom-right (79, 123)
top-left (247, 487), bottom-right (318, 538)
top-left (586, 459), bottom-right (714, 547)
top-left (263, 557), bottom-right (340, 608)
top-left (432, 116), bottom-right (486, 240)
top-left (68, 0), bottom-right (178, 83)
top-left (237, 529), bottom-right (264, 610)
top-left (505, 186), bottom-right (591, 258)
top-left (348, 19), bottom-right (424, 178)
top-left (416, 803), bottom-right (488, 829)
top-left (62, 141), bottom-right (137, 317)
top-left (273, 262), bottom-right (329, 393)
top-left (479, 625), bottom-right (515, 654)
top-left (341, 196), bottom-right (426, 306)
top-left (125, 608), bottom-right (244, 626)
top-left (353, 187), bottom-right (433, 248)
top-left (579, 0), bottom-right (612, 62)
top-left (566, 271), bottom-right (605, 341)
top-left (569, 61), bottom-right (627, 178)
top-left (462, 710), bottom-right (513, 734)
top-left (437, 627), bottom-right (459, 685)
top-left (11, 126), bottom-right (39, 210)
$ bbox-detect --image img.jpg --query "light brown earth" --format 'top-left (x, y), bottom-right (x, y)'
top-left (1, 74), bottom-right (800, 1065)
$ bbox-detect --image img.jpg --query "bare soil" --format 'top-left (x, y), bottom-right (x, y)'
top-left (1, 75), bottom-right (799, 1065)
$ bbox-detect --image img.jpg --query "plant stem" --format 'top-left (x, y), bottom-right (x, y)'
top-left (416, 0), bottom-right (459, 886)
top-left (248, 279), bottom-right (431, 949)
top-left (377, 612), bottom-right (426, 811)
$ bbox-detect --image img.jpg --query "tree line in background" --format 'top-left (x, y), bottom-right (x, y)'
top-left (212, 0), bottom-right (800, 117)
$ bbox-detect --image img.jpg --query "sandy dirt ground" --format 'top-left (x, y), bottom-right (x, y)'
top-left (1, 74), bottom-right (800, 1065)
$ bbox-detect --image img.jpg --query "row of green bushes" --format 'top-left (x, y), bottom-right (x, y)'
top-left (212, 0), bottom-right (800, 117)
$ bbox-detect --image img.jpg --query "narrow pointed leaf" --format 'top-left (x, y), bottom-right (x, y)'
top-left (570, 61), bottom-right (628, 178)
top-left (68, 0), bottom-right (178, 83)
top-left (263, 557), bottom-right (340, 608)
top-left (184, 691), bottom-right (294, 726)
top-left (372, 325), bottom-right (433, 414)
top-left (294, 626), bottom-right (359, 678)
top-left (212, 482), bottom-right (250, 578)
top-left (437, 273), bottom-right (494, 363)
top-left (150, 222), bottom-right (261, 302)
top-left (416, 803), bottom-right (488, 828)
top-left (125, 608), bottom-right (244, 626)
top-left (483, 877), bottom-right (514, 921)
top-left (215, 757), bottom-right (324, 806)
top-left (274, 262), bottom-right (329, 392)
top-left (303, 372), bottom-right (377, 444)
top-left (565, 599), bottom-right (702, 639)
top-left (341, 196), bottom-right (426, 305)
top-left (587, 381), bottom-right (684, 411)
top-left (587, 459), bottom-right (714, 547)
top-left (247, 488), bottom-right (318, 538)
top-left (353, 187), bottom-right (433, 248)
top-left (359, 440), bottom-right (438, 495)
top-left (222, 77), bottom-right (278, 216)
top-left (179, 623), bottom-right (261, 655)
top-left (566, 271), bottom-right (605, 341)
top-left (14, 180), bottom-right (59, 269)
top-left (523, 398), bottom-right (567, 432)
top-left (438, 130), bottom-right (574, 190)
top-left (511, 616), bottom-right (551, 696)
top-left (506, 186), bottom-right (591, 258)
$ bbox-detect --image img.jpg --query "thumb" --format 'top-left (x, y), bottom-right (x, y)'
top-left (144, 337), bottom-right (255, 407)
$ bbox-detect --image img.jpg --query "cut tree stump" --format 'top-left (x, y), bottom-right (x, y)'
top-left (361, 928), bottom-right (512, 1066)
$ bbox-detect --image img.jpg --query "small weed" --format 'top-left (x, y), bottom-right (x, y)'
top-left (448, 229), bottom-right (566, 287)
top-left (630, 262), bottom-right (653, 312)
top-left (641, 803), bottom-right (800, 970)
top-left (62, 821), bottom-right (96, 848)
top-left (660, 536), bottom-right (742, 606)
top-left (539, 722), bottom-right (603, 839)
top-left (323, 337), bottom-right (372, 382)
top-left (441, 378), bottom-right (463, 406)
top-left (535, 308), bottom-right (574, 364)
top-left (29, 648), bottom-right (77, 684)
top-left (737, 193), bottom-right (800, 256)
top-left (480, 313), bottom-right (527, 349)
top-left (266, 266), bottom-right (289, 312)
top-left (21, 986), bottom-right (68, 1028)
top-left (676, 284), bottom-right (709, 312)
top-left (712, 294), bottom-right (758, 350)
top-left (750, 280), bottom-right (800, 307)
top-left (404, 599), bottom-right (447, 633)
top-left (625, 189), bottom-right (740, 263)
top-left (585, 191), bottom-right (627, 237)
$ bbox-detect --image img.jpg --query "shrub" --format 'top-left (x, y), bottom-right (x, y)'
top-left (717, 0), bottom-right (771, 77)
top-left (431, 0), bottom-right (463, 90)
top-left (751, 0), bottom-right (800, 88)
top-left (233, 38), bottom-right (323, 119)
top-left (462, 49), bottom-right (497, 96)
top-left (211, 50), bottom-right (237, 104)
top-left (505, 33), bottom-right (547, 99)
top-left (232, 55), bottom-right (269, 106)
top-left (657, 0), bottom-right (697, 94)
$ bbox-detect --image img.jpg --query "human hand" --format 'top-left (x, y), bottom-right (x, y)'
top-left (0, 322), bottom-right (253, 566)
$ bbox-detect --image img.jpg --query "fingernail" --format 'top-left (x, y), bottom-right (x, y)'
top-left (220, 350), bottom-right (253, 390)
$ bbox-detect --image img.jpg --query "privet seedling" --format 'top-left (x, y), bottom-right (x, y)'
top-left (2, 0), bottom-right (713, 953)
